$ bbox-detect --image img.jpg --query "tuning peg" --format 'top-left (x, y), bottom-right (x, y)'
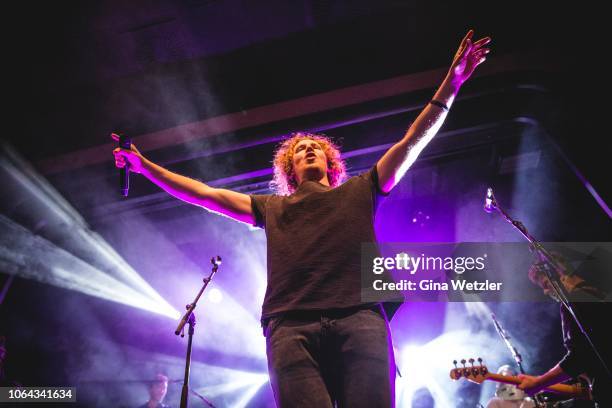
top-left (460, 359), bottom-right (466, 367)
top-left (469, 358), bottom-right (475, 366)
top-left (453, 360), bottom-right (458, 369)
top-left (477, 357), bottom-right (483, 366)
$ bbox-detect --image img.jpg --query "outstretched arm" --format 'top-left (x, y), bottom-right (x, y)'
top-left (112, 134), bottom-right (254, 225)
top-left (377, 30), bottom-right (491, 193)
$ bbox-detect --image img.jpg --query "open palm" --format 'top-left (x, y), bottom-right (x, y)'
top-left (449, 30), bottom-right (491, 87)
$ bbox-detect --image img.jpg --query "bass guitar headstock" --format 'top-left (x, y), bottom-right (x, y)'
top-left (449, 357), bottom-right (489, 384)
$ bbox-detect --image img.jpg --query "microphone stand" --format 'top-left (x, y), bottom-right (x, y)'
top-left (491, 313), bottom-right (525, 374)
top-left (175, 256), bottom-right (221, 408)
top-left (484, 188), bottom-right (611, 380)
top-left (491, 313), bottom-right (546, 407)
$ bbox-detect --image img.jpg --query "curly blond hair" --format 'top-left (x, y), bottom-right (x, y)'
top-left (270, 132), bottom-right (347, 195)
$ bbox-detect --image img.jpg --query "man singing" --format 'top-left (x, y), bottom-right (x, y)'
top-left (113, 30), bottom-right (490, 407)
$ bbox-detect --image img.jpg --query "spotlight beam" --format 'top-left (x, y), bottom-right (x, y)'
top-left (0, 215), bottom-right (179, 319)
top-left (1, 143), bottom-right (174, 302)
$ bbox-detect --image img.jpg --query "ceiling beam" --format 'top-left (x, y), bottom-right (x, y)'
top-left (37, 53), bottom-right (556, 175)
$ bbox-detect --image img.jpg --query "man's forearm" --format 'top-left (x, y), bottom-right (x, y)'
top-left (140, 158), bottom-right (211, 206)
top-left (376, 75), bottom-right (460, 192)
top-left (403, 74), bottom-right (459, 145)
top-left (137, 158), bottom-right (253, 223)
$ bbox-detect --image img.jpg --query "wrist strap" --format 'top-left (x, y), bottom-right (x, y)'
top-left (430, 100), bottom-right (449, 111)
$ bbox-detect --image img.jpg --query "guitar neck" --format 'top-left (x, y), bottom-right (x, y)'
top-left (485, 373), bottom-right (586, 397)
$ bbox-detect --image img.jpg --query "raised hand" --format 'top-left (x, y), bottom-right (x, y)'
top-left (111, 133), bottom-right (146, 174)
top-left (448, 30), bottom-right (491, 88)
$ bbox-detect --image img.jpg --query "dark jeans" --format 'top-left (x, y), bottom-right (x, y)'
top-left (264, 306), bottom-right (395, 408)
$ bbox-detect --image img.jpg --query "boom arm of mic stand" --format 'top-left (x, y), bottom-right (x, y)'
top-left (487, 195), bottom-right (612, 380)
top-left (175, 266), bottom-right (218, 336)
top-left (491, 314), bottom-right (525, 374)
top-left (489, 203), bottom-right (572, 305)
top-left (189, 388), bottom-right (217, 408)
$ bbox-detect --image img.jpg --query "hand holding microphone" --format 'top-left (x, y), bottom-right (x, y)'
top-left (111, 133), bottom-right (146, 197)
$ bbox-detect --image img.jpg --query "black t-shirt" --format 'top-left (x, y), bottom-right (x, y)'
top-left (250, 166), bottom-right (394, 320)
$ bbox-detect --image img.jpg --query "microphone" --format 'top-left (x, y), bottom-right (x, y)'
top-left (484, 187), bottom-right (496, 213)
top-left (118, 133), bottom-right (131, 197)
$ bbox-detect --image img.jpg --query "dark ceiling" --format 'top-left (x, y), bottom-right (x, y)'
top-left (5, 0), bottom-right (610, 215)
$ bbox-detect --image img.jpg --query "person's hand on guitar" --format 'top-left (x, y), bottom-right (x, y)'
top-left (517, 364), bottom-right (576, 398)
top-left (517, 374), bottom-right (546, 396)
